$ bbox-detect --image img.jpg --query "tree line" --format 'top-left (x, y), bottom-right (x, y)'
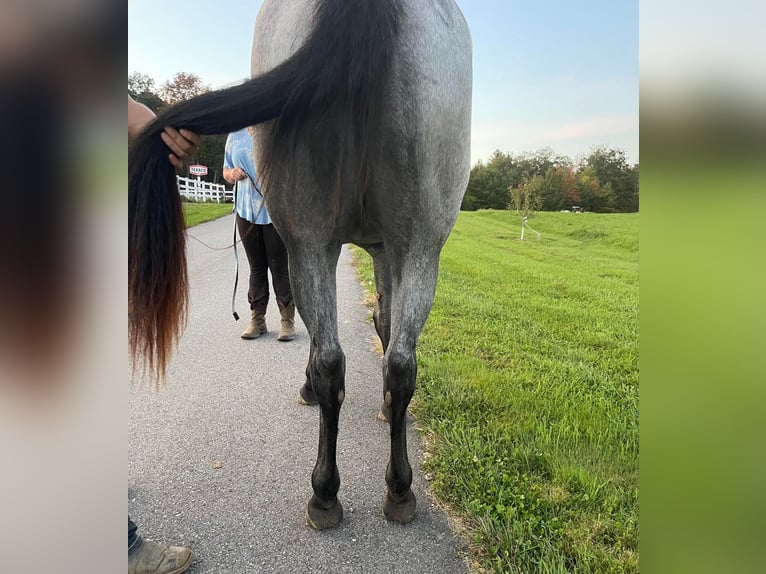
top-left (129, 71), bottom-right (228, 183)
top-left (464, 147), bottom-right (639, 213)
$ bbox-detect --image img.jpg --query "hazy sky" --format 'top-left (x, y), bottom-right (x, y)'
top-left (128, 0), bottom-right (638, 165)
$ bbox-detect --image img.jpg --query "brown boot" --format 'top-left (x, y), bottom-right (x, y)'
top-left (128, 537), bottom-right (193, 574)
top-left (277, 301), bottom-right (296, 341)
top-left (241, 309), bottom-right (267, 339)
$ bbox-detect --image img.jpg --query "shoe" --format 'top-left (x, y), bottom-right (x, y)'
top-left (277, 301), bottom-right (296, 341)
top-left (128, 537), bottom-right (193, 574)
top-left (241, 309), bottom-right (267, 339)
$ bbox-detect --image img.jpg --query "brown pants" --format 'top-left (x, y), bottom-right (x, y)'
top-left (236, 214), bottom-right (293, 313)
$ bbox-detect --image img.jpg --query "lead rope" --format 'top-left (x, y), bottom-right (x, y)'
top-left (230, 176), bottom-right (268, 321)
top-left (231, 180), bottom-right (240, 320)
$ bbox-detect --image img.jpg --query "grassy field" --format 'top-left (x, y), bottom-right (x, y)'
top-left (182, 202), bottom-right (232, 227)
top-left (352, 211), bottom-right (638, 573)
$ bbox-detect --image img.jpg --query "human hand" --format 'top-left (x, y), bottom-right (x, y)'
top-left (161, 127), bottom-right (201, 171)
top-left (231, 167), bottom-right (248, 181)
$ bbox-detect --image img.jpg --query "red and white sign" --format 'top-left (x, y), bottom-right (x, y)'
top-left (189, 164), bottom-right (208, 176)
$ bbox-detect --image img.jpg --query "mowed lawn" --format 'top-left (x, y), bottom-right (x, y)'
top-left (182, 202), bottom-right (232, 227)
top-left (352, 211), bottom-right (638, 574)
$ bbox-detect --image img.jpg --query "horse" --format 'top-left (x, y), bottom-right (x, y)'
top-left (129, 0), bottom-right (472, 529)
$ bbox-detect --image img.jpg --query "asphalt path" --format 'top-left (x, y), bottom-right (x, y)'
top-left (129, 214), bottom-right (467, 573)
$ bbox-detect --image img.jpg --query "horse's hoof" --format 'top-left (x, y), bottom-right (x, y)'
top-left (377, 404), bottom-right (390, 422)
top-left (306, 495), bottom-right (343, 530)
top-left (298, 381), bottom-right (318, 406)
top-left (382, 489), bottom-right (416, 524)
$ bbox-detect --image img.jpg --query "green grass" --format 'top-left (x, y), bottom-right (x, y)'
top-left (182, 202), bottom-right (232, 227)
top-left (351, 211), bottom-right (638, 573)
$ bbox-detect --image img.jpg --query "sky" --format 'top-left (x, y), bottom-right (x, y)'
top-left (128, 0), bottom-right (638, 165)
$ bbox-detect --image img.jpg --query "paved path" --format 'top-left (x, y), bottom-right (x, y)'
top-left (129, 214), bottom-right (466, 573)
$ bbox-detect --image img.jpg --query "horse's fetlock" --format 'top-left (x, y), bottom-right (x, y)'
top-left (312, 465), bottom-right (341, 499)
top-left (385, 460), bottom-right (413, 494)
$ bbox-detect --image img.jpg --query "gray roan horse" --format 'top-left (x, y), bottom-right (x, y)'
top-left (129, 0), bottom-right (471, 529)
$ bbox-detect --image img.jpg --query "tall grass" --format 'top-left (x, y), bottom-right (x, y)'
top-left (352, 211), bottom-right (638, 573)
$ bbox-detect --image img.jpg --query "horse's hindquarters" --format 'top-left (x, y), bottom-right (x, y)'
top-left (367, 0), bottom-right (472, 242)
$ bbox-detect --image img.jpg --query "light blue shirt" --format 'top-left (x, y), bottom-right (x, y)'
top-left (224, 128), bottom-right (271, 225)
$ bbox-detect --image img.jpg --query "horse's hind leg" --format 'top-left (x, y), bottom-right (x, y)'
top-left (382, 248), bottom-right (440, 524)
top-left (362, 243), bottom-right (393, 421)
top-left (290, 243), bottom-right (346, 529)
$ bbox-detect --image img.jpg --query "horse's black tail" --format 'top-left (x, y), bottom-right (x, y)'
top-left (129, 0), bottom-right (402, 378)
top-left (128, 72), bottom-right (295, 378)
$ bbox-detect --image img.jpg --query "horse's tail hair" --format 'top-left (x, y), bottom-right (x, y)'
top-left (128, 72), bottom-right (295, 379)
top-left (129, 0), bottom-right (402, 378)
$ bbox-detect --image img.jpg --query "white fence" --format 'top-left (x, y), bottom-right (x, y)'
top-left (177, 176), bottom-right (234, 203)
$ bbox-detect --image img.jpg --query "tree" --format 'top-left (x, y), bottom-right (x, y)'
top-left (516, 147), bottom-right (570, 181)
top-left (160, 72), bottom-right (210, 105)
top-left (629, 163), bottom-right (639, 212)
top-left (463, 151), bottom-right (517, 210)
top-left (537, 165), bottom-right (578, 211)
top-left (132, 90), bottom-right (166, 114)
top-left (461, 160), bottom-right (483, 210)
top-left (128, 72), bottom-right (155, 96)
top-left (483, 150), bottom-right (520, 209)
top-left (128, 72), bottom-right (166, 113)
top-left (194, 133), bottom-right (228, 183)
top-left (576, 166), bottom-right (614, 212)
top-left (508, 176), bottom-right (543, 239)
top-left (581, 146), bottom-right (638, 212)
